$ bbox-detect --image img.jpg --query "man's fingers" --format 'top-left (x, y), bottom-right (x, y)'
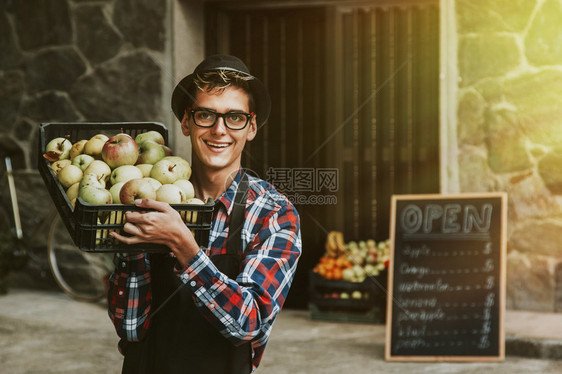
top-left (107, 220), bottom-right (145, 244)
top-left (110, 231), bottom-right (139, 245)
top-left (135, 198), bottom-right (173, 212)
top-left (122, 222), bottom-right (143, 236)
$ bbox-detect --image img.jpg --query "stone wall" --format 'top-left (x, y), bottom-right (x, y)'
top-left (0, 0), bottom-right (170, 169)
top-left (0, 0), bottom-right (171, 287)
top-left (456, 0), bottom-right (562, 311)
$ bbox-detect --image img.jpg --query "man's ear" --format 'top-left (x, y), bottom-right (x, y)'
top-left (181, 114), bottom-right (190, 136)
top-left (246, 116), bottom-right (257, 142)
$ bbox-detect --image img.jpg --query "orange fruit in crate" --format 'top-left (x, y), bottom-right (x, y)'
top-left (333, 268), bottom-right (343, 280)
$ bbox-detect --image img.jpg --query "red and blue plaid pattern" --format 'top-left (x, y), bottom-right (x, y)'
top-left (108, 171), bottom-right (302, 371)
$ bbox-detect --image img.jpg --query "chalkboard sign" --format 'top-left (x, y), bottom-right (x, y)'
top-left (385, 193), bottom-right (507, 361)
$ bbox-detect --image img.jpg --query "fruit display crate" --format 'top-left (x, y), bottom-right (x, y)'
top-left (308, 271), bottom-right (388, 324)
top-left (38, 122), bottom-right (214, 253)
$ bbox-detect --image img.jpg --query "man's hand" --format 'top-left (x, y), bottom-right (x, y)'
top-left (110, 199), bottom-right (200, 267)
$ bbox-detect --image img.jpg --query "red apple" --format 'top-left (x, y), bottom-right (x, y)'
top-left (119, 178), bottom-right (157, 204)
top-left (102, 133), bottom-right (139, 168)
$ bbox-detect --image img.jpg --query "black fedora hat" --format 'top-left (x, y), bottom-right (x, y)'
top-left (171, 54), bottom-right (271, 127)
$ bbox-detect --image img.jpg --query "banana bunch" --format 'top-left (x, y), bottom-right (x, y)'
top-left (324, 231), bottom-right (346, 258)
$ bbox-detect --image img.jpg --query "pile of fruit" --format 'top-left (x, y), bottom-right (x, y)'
top-left (44, 131), bottom-right (203, 208)
top-left (313, 231), bottom-right (391, 282)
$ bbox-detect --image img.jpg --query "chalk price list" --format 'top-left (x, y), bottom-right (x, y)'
top-left (390, 201), bottom-right (501, 357)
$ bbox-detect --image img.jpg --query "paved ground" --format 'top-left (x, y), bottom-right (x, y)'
top-left (0, 288), bottom-right (561, 373)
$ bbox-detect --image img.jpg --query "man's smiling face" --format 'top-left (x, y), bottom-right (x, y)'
top-left (181, 85), bottom-right (257, 172)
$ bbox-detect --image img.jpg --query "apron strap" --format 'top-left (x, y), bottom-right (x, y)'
top-left (226, 172), bottom-right (249, 256)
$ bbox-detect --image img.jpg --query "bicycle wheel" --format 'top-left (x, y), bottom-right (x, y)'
top-left (47, 214), bottom-right (113, 302)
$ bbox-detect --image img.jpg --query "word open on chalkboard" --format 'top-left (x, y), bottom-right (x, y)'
top-left (385, 193), bottom-right (507, 362)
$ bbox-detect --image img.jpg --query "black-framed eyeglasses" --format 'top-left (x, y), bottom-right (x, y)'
top-left (187, 107), bottom-right (254, 130)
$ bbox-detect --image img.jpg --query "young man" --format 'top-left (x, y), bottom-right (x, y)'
top-left (107, 54), bottom-right (302, 373)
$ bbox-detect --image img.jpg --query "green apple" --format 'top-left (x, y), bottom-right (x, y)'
top-left (155, 184), bottom-right (184, 204)
top-left (136, 164), bottom-right (153, 177)
top-left (50, 159), bottom-right (72, 176)
top-left (135, 130), bottom-right (165, 146)
top-left (104, 210), bottom-right (124, 224)
top-left (71, 154), bottom-right (95, 172)
top-left (186, 197), bottom-right (205, 223)
top-left (45, 137), bottom-right (72, 161)
top-left (110, 165), bottom-right (143, 185)
top-left (173, 179), bottom-right (195, 200)
top-left (162, 156), bottom-right (191, 179)
top-left (95, 217), bottom-right (105, 245)
top-left (137, 140), bottom-right (165, 165)
top-left (66, 182), bottom-right (80, 201)
top-left (70, 139), bottom-right (88, 159)
top-left (84, 160), bottom-right (111, 183)
top-left (78, 185), bottom-right (112, 205)
top-left (57, 164), bottom-right (83, 189)
top-left (143, 177), bottom-right (162, 191)
top-left (109, 182), bottom-right (125, 204)
top-left (150, 159), bottom-right (183, 184)
top-left (79, 172), bottom-right (106, 189)
top-left (91, 133), bottom-right (109, 142)
top-left (84, 136), bottom-right (108, 159)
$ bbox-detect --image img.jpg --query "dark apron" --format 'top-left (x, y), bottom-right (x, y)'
top-left (122, 174), bottom-right (252, 374)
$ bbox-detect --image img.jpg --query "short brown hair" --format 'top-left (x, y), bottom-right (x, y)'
top-left (187, 70), bottom-right (255, 112)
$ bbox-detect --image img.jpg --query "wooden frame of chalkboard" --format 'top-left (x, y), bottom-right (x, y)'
top-left (385, 193), bottom-right (507, 362)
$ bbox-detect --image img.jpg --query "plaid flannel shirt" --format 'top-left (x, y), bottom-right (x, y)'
top-left (107, 170), bottom-right (302, 372)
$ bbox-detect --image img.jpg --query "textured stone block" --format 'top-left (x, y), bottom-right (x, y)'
top-left (458, 146), bottom-right (500, 192)
top-left (456, 0), bottom-right (537, 34)
top-left (556, 261), bottom-right (562, 312)
top-left (486, 108), bottom-right (532, 173)
top-left (506, 251), bottom-right (555, 311)
top-left (0, 70), bottom-right (25, 132)
top-left (459, 34), bottom-right (520, 86)
top-left (525, 0), bottom-right (562, 66)
top-left (75, 4), bottom-right (123, 65)
top-left (11, 0), bottom-right (72, 50)
top-left (113, 0), bottom-right (166, 51)
top-left (504, 69), bottom-right (562, 146)
top-left (538, 147), bottom-right (562, 195)
top-left (474, 79), bottom-right (504, 105)
top-left (13, 118), bottom-right (35, 143)
top-left (21, 91), bottom-right (81, 122)
top-left (25, 47), bottom-right (86, 93)
top-left (510, 222), bottom-right (562, 257)
top-left (457, 88), bottom-right (486, 145)
top-left (506, 171), bottom-right (561, 221)
top-left (71, 51), bottom-right (162, 122)
top-left (0, 12), bottom-right (22, 69)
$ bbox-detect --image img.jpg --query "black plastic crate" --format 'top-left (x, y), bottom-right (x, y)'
top-left (308, 271), bottom-right (388, 323)
top-left (38, 122), bottom-right (213, 253)
top-left (72, 197), bottom-right (214, 253)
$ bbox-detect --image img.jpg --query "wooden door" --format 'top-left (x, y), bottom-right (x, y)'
top-left (205, 1), bottom-right (439, 308)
